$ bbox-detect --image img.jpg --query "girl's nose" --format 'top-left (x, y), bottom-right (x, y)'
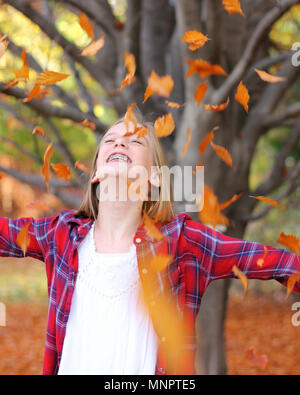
top-left (114, 137), bottom-right (127, 148)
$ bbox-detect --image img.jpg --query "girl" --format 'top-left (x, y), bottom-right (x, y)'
top-left (0, 114), bottom-right (299, 375)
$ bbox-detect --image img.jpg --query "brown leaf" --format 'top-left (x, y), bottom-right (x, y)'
top-left (232, 265), bottom-right (248, 294)
top-left (51, 163), bottom-right (71, 182)
top-left (154, 113), bottom-right (175, 138)
top-left (16, 223), bottom-right (31, 256)
top-left (235, 81), bottom-right (250, 112)
top-left (255, 69), bottom-right (286, 83)
top-left (41, 142), bottom-right (53, 190)
top-left (80, 34), bottom-right (105, 56)
top-left (210, 141), bottom-right (233, 168)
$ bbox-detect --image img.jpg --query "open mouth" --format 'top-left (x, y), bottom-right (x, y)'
top-left (106, 152), bottom-right (132, 163)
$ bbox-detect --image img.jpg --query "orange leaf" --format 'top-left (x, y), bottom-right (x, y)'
top-left (255, 69), bottom-right (286, 83)
top-left (257, 245), bottom-right (268, 268)
top-left (22, 84), bottom-right (48, 103)
top-left (286, 272), bottom-right (300, 298)
top-left (232, 265), bottom-right (248, 294)
top-left (150, 253), bottom-right (173, 272)
top-left (36, 71), bottom-right (70, 86)
top-left (222, 0), bottom-right (244, 15)
top-left (219, 192), bottom-right (243, 211)
top-left (181, 128), bottom-right (192, 158)
top-left (165, 100), bottom-right (184, 108)
top-left (120, 52), bottom-right (136, 91)
top-left (210, 141), bottom-right (233, 168)
top-left (204, 97), bottom-right (230, 112)
top-left (199, 126), bottom-right (219, 155)
top-left (123, 103), bottom-right (137, 134)
top-left (4, 79), bottom-right (19, 89)
top-left (245, 348), bottom-right (268, 371)
top-left (194, 82), bottom-right (208, 106)
top-left (198, 184), bottom-right (229, 229)
top-left (147, 70), bottom-right (174, 98)
top-left (143, 85), bottom-right (153, 103)
top-left (41, 142), bottom-right (53, 190)
top-left (235, 81), bottom-right (249, 112)
top-left (75, 160), bottom-right (90, 173)
top-left (78, 12), bottom-right (94, 40)
top-left (80, 34), bottom-right (105, 56)
top-left (13, 49), bottom-right (29, 80)
top-left (81, 118), bottom-right (96, 130)
top-left (186, 59), bottom-right (228, 78)
top-left (32, 126), bottom-right (45, 138)
top-left (143, 212), bottom-right (165, 241)
top-left (154, 113), bottom-right (175, 138)
top-left (277, 231), bottom-right (299, 255)
top-left (181, 30), bottom-right (210, 51)
top-left (16, 223), bottom-right (31, 256)
top-left (51, 163), bottom-right (71, 182)
top-left (193, 161), bottom-right (203, 175)
top-left (248, 195), bottom-right (280, 208)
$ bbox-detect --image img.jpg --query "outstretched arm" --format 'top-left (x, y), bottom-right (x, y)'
top-left (183, 219), bottom-right (300, 294)
top-left (0, 215), bottom-right (59, 262)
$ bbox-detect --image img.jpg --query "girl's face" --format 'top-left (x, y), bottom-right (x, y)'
top-left (92, 121), bottom-right (160, 187)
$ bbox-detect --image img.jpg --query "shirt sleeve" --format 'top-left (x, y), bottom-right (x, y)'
top-left (184, 219), bottom-right (300, 294)
top-left (0, 215), bottom-right (59, 262)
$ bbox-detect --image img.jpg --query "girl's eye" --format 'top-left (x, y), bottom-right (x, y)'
top-left (105, 139), bottom-right (114, 143)
top-left (133, 140), bottom-right (142, 144)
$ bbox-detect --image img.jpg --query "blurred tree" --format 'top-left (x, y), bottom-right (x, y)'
top-left (0, 0), bottom-right (299, 374)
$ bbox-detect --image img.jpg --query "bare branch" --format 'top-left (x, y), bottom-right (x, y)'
top-left (0, 135), bottom-right (42, 163)
top-left (212, 0), bottom-right (300, 103)
top-left (263, 102), bottom-right (300, 128)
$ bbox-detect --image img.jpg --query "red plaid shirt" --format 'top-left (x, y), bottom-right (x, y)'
top-left (0, 209), bottom-right (299, 375)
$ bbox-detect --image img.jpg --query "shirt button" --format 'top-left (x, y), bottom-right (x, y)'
top-left (135, 237), bottom-right (142, 243)
top-left (142, 268), bottom-right (148, 274)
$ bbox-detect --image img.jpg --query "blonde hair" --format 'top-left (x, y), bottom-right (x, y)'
top-left (74, 114), bottom-right (174, 225)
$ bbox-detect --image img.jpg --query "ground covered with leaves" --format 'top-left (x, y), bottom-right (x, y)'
top-left (0, 292), bottom-right (299, 375)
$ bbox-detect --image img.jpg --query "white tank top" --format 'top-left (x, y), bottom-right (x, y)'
top-left (58, 222), bottom-right (158, 375)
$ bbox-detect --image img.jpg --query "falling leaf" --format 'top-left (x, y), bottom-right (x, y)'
top-left (75, 160), bottom-right (90, 173)
top-left (198, 184), bottom-right (229, 229)
top-left (219, 192), bottom-right (243, 211)
top-left (210, 141), bottom-right (233, 168)
top-left (199, 126), bottom-right (219, 155)
top-left (257, 245), bottom-right (268, 268)
top-left (78, 12), bottom-right (94, 40)
top-left (41, 142), bottom-right (53, 190)
top-left (120, 52), bottom-right (136, 91)
top-left (36, 71), bottom-right (70, 86)
top-left (154, 113), bottom-right (175, 138)
top-left (204, 97), bottom-right (230, 112)
top-left (186, 59), bottom-right (228, 78)
top-left (51, 163), bottom-right (71, 182)
top-left (123, 103), bottom-right (137, 134)
top-left (277, 232), bottom-right (299, 255)
top-left (232, 265), bottom-right (248, 294)
top-left (16, 223), bottom-right (31, 256)
top-left (235, 81), bottom-right (250, 112)
top-left (194, 82), bottom-right (208, 106)
top-left (81, 119), bottom-right (96, 130)
top-left (181, 30), bottom-right (210, 51)
top-left (245, 348), bottom-right (268, 371)
top-left (80, 34), bottom-right (105, 56)
top-left (222, 0), bottom-right (244, 15)
top-left (248, 195), bottom-right (281, 208)
top-left (286, 272), bottom-right (300, 298)
top-left (193, 160), bottom-right (203, 175)
top-left (150, 253), bottom-right (173, 272)
top-left (165, 100), bottom-right (184, 108)
top-left (255, 69), bottom-right (286, 83)
top-left (146, 70), bottom-right (174, 99)
top-left (136, 126), bottom-right (149, 138)
top-left (32, 126), bottom-right (45, 138)
top-left (143, 212), bottom-right (165, 241)
top-left (22, 84), bottom-right (48, 103)
top-left (4, 79), bottom-right (19, 89)
top-left (181, 128), bottom-right (192, 158)
top-left (13, 49), bottom-right (29, 80)
top-left (143, 85), bottom-right (153, 103)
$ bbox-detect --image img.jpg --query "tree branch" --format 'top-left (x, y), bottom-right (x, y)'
top-left (212, 0), bottom-right (300, 103)
top-left (263, 102), bottom-right (300, 129)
